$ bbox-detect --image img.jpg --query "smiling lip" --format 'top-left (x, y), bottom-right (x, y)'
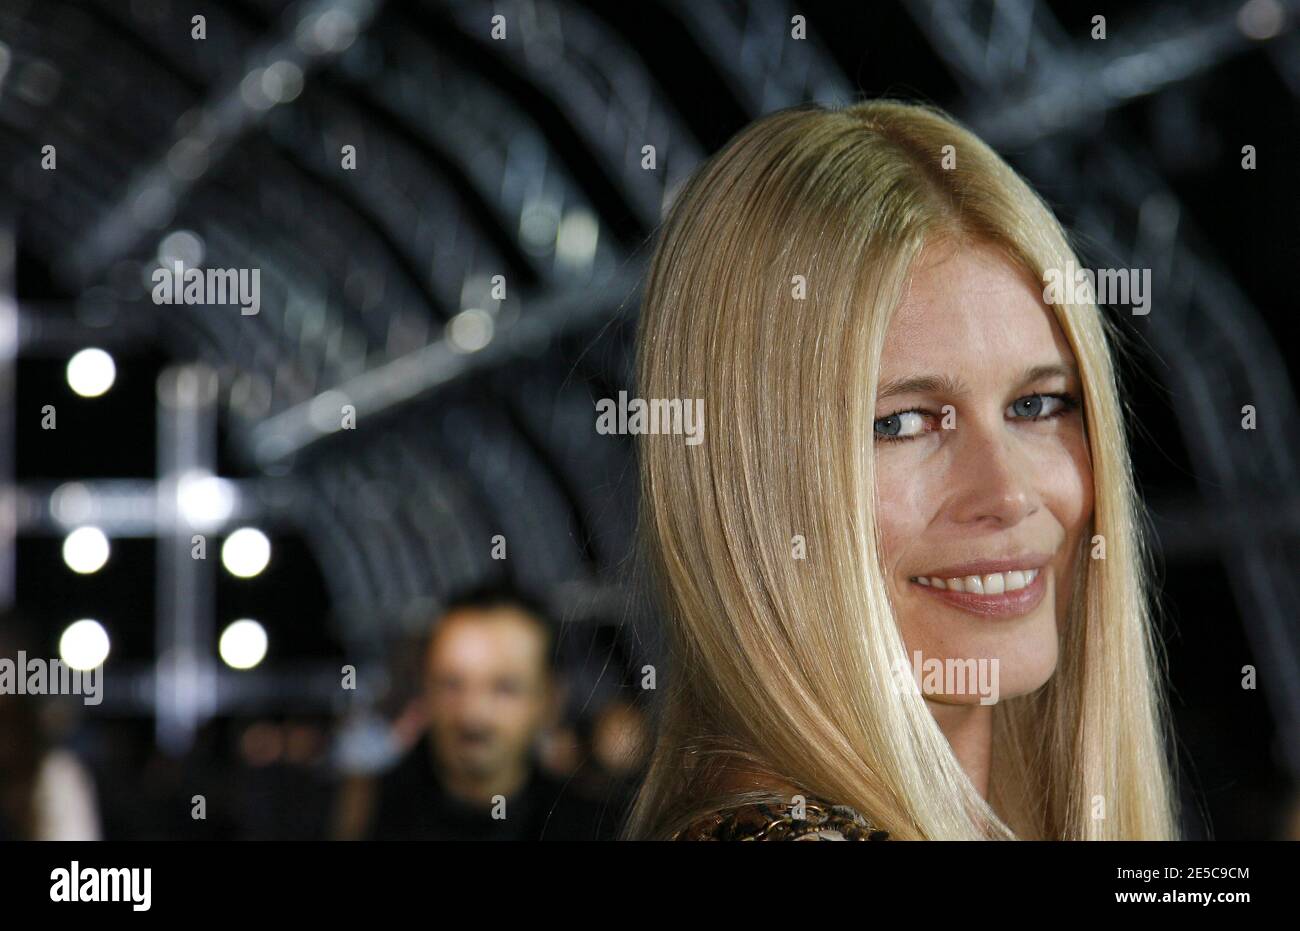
top-left (916, 554), bottom-right (1052, 579)
top-left (910, 570), bottom-right (1046, 617)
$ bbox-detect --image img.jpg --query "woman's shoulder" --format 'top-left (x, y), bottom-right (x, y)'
top-left (671, 796), bottom-right (890, 841)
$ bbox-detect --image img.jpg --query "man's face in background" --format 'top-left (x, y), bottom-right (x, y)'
top-left (423, 605), bottom-right (553, 784)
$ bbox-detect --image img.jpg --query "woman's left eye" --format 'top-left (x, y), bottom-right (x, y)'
top-left (1007, 393), bottom-right (1074, 420)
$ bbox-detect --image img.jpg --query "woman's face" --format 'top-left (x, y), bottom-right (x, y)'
top-left (873, 240), bottom-right (1093, 705)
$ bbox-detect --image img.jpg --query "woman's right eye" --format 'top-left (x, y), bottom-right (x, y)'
top-left (873, 410), bottom-right (927, 441)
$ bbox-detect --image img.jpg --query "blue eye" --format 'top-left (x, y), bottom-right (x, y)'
top-left (873, 410), bottom-right (927, 440)
top-left (875, 414), bottom-right (902, 437)
top-left (1012, 396), bottom-right (1044, 417)
top-left (1007, 394), bottom-right (1075, 420)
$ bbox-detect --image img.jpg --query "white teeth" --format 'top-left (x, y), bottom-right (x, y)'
top-left (913, 568), bottom-right (1042, 594)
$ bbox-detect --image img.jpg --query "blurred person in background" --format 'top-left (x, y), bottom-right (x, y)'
top-left (584, 697), bottom-right (650, 823)
top-left (0, 621), bottom-right (100, 841)
top-left (531, 698), bottom-right (648, 825)
top-left (591, 699), bottom-right (649, 781)
top-left (236, 718), bottom-right (336, 840)
top-left (359, 589), bottom-right (614, 840)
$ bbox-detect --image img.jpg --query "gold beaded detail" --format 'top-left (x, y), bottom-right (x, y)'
top-left (673, 797), bottom-right (890, 841)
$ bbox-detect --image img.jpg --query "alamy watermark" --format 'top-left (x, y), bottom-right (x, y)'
top-left (50, 861), bottom-right (150, 911)
top-left (1043, 260), bottom-right (1151, 315)
top-left (0, 652), bottom-right (102, 705)
top-left (595, 391), bottom-right (704, 446)
top-left (893, 650), bottom-right (1000, 705)
top-left (152, 260), bottom-right (261, 315)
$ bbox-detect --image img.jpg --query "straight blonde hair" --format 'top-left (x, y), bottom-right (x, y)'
top-left (625, 100), bottom-right (1179, 840)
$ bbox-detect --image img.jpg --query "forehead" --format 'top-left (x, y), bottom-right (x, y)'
top-left (427, 607), bottom-right (547, 672)
top-left (881, 241), bottom-right (1074, 379)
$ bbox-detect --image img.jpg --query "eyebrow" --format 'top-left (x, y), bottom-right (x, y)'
top-left (875, 363), bottom-right (1078, 403)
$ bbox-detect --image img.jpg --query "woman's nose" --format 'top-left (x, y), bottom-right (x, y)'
top-left (945, 424), bottom-right (1038, 528)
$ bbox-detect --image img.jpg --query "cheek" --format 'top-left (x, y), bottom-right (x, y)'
top-left (873, 452), bottom-right (940, 569)
top-left (1038, 428), bottom-right (1094, 543)
top-left (1028, 430), bottom-right (1093, 644)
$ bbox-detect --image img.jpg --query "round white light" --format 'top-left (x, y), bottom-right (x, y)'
top-left (62, 526), bottom-right (110, 574)
top-left (1238, 0), bottom-right (1285, 40)
top-left (221, 527), bottom-right (271, 578)
top-left (219, 619), bottom-right (268, 670)
top-left (59, 619), bottom-right (110, 670)
top-left (157, 229), bottom-right (205, 268)
top-left (447, 308), bottom-right (494, 353)
top-left (177, 471), bottom-right (236, 530)
top-left (66, 348), bottom-right (116, 398)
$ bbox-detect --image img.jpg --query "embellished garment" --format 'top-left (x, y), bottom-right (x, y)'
top-left (673, 797), bottom-right (890, 841)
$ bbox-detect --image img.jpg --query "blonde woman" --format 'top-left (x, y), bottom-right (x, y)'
top-left (625, 100), bottom-right (1179, 841)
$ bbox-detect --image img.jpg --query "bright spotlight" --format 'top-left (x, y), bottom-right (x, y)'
top-left (1237, 0), bottom-right (1285, 40)
top-left (221, 527), bottom-right (271, 578)
top-left (66, 348), bottom-right (117, 398)
top-left (219, 619), bottom-right (268, 670)
top-left (177, 471), bottom-right (236, 530)
top-left (447, 308), bottom-right (494, 353)
top-left (59, 619), bottom-right (110, 670)
top-left (62, 526), bottom-right (110, 574)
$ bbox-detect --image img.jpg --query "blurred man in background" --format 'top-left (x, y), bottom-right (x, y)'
top-left (361, 590), bottom-right (614, 840)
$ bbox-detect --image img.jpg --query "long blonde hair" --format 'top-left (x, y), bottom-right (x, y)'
top-left (625, 100), bottom-right (1178, 840)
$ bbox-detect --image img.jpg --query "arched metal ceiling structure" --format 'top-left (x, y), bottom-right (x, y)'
top-left (1, 0), bottom-right (1296, 772)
